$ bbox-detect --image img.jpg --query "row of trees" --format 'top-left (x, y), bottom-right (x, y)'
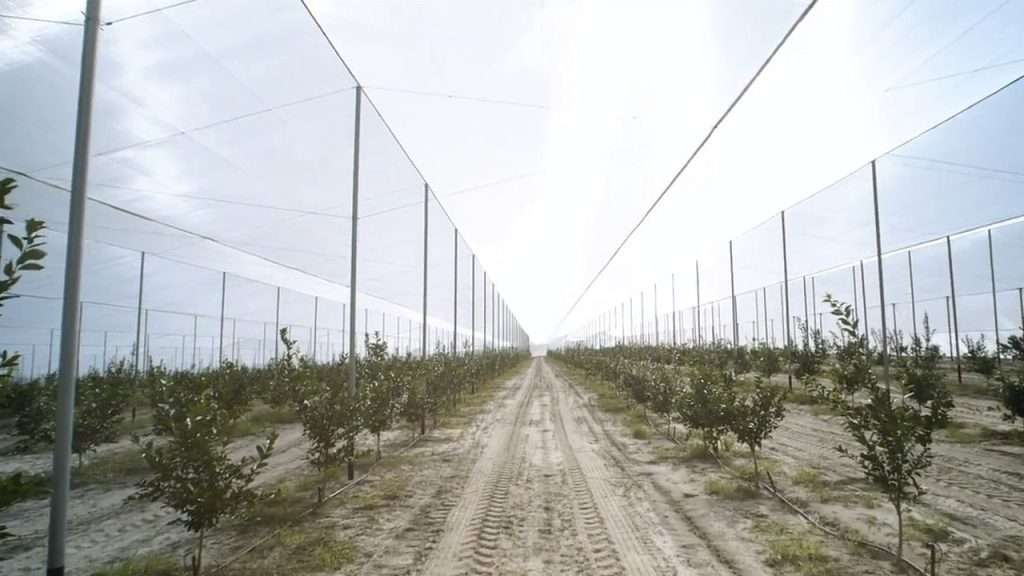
top-left (554, 295), bottom-right (965, 562)
top-left (3, 329), bottom-right (523, 574)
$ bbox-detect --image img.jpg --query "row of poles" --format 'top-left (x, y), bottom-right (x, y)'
top-left (575, 160), bottom-right (1015, 389)
top-left (44, 3), bottom-right (529, 573)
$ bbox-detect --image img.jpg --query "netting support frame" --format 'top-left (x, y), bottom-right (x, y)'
top-left (47, 1), bottom-right (103, 573)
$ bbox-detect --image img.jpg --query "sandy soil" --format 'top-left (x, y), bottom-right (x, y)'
top-left (0, 423), bottom-right (312, 575)
top-left (764, 404), bottom-right (1024, 574)
top-left (351, 358), bottom-right (760, 575)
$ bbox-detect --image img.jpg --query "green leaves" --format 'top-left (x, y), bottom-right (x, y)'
top-left (0, 177), bottom-right (47, 393)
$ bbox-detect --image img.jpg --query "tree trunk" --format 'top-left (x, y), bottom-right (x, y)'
top-left (750, 446), bottom-right (760, 488)
top-left (420, 412), bottom-right (426, 435)
top-left (896, 500), bottom-right (904, 561)
top-left (193, 528), bottom-right (204, 576)
top-left (346, 440), bottom-right (355, 481)
top-left (376, 431), bottom-right (382, 461)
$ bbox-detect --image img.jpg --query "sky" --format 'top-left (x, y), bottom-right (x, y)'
top-left (1, 0), bottom-right (1024, 364)
top-left (307, 0), bottom-right (1024, 342)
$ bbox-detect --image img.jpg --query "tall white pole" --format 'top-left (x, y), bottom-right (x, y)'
top-left (47, 2), bottom-right (102, 572)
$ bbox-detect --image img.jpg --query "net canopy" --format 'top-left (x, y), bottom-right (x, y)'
top-left (0, 0), bottom-right (528, 378)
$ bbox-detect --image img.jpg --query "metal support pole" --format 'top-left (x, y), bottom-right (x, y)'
top-left (482, 272), bottom-right (487, 352)
top-left (763, 286), bottom-right (769, 345)
top-left (348, 85), bottom-right (362, 386)
top-left (640, 291), bottom-right (646, 345)
top-left (811, 276), bottom-right (818, 334)
top-left (101, 331), bottom-right (107, 372)
top-left (312, 296), bottom-right (319, 363)
top-left (134, 252), bottom-right (145, 374)
top-left (945, 296), bottom-right (953, 359)
top-left (860, 260), bottom-right (869, 350)
top-left (781, 211), bottom-right (792, 388)
top-left (988, 229), bottom-right (1000, 363)
top-left (453, 230), bottom-right (459, 355)
top-left (946, 237), bottom-right (962, 383)
top-left (908, 251), bottom-right (917, 341)
top-left (871, 160), bottom-right (890, 389)
top-left (218, 271), bottom-right (226, 366)
top-left (729, 241), bottom-right (738, 347)
top-left (274, 287), bottom-right (281, 359)
top-left (1019, 287), bottom-right (1024, 334)
top-left (852, 265), bottom-right (859, 322)
top-left (755, 290), bottom-right (760, 344)
top-left (345, 85), bottom-right (362, 481)
top-left (802, 275), bottom-right (809, 345)
top-left (419, 181), bottom-right (428, 354)
top-left (471, 255), bottom-right (475, 355)
top-left (695, 261), bottom-right (702, 347)
top-left (192, 315), bottom-right (198, 368)
top-left (47, 2), bottom-right (102, 571)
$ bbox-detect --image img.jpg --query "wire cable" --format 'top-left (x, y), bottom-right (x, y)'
top-left (366, 85), bottom-right (548, 110)
top-left (556, 0), bottom-right (819, 330)
top-left (0, 13), bottom-right (82, 26)
top-left (103, 0), bottom-right (200, 25)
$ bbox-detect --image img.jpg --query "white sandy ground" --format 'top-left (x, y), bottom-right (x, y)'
top-left (352, 359), bottom-right (761, 576)
top-left (3, 359), bottom-right (1022, 575)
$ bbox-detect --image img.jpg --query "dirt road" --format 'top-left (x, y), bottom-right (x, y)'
top-left (362, 357), bottom-right (749, 576)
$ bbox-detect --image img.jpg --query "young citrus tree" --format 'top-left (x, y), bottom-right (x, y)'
top-left (823, 294), bottom-right (873, 401)
top-left (360, 333), bottom-right (394, 460)
top-left (962, 335), bottom-right (997, 379)
top-left (824, 295), bottom-right (937, 561)
top-left (729, 378), bottom-right (786, 487)
top-left (835, 384), bottom-right (934, 561)
top-left (135, 371), bottom-right (276, 576)
top-left (71, 364), bottom-right (131, 468)
top-left (675, 365), bottom-right (736, 456)
top-left (899, 316), bottom-right (953, 427)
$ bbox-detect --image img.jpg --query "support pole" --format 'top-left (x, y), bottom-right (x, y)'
top-left (802, 275), bottom-right (809, 346)
top-left (482, 272), bottom-right (487, 352)
top-left (47, 2), bottom-right (102, 572)
top-left (763, 286), bottom-right (769, 345)
top-left (860, 260), bottom-right (869, 351)
top-left (730, 240), bottom-right (738, 348)
top-left (192, 315), bottom-right (197, 368)
top-left (312, 296), bottom-right (319, 363)
top-left (471, 255), bottom-right (475, 355)
top-left (346, 85), bottom-right (362, 480)
top-left (870, 160), bottom-right (890, 389)
top-left (419, 182), bottom-right (428, 354)
top-left (274, 287), bottom-right (281, 358)
top-left (811, 276), bottom-right (818, 333)
top-left (695, 261), bottom-right (702, 347)
top-left (988, 229), bottom-right (1000, 364)
top-left (908, 251), bottom-right (917, 341)
top-left (1018, 287), bottom-right (1023, 335)
top-left (134, 252), bottom-right (145, 374)
top-left (852, 265), bottom-right (859, 322)
top-left (219, 271), bottom-right (226, 366)
top-left (453, 230), bottom-right (459, 355)
top-left (781, 211), bottom-right (792, 388)
top-left (946, 236), bottom-right (962, 384)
